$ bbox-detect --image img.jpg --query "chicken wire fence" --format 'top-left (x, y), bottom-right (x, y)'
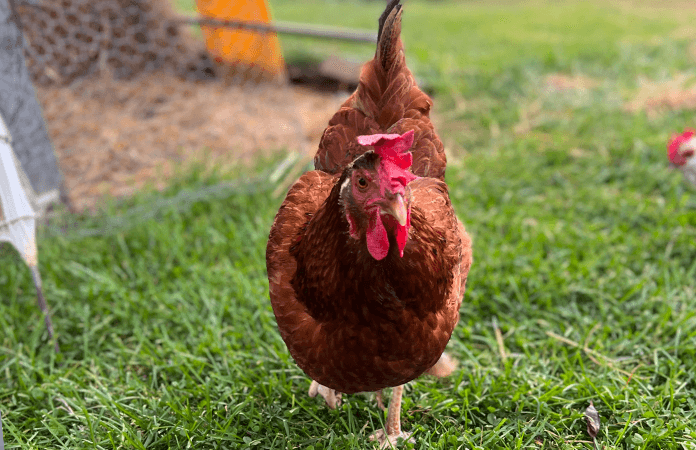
top-left (14, 0), bottom-right (284, 86)
top-left (8, 0), bottom-right (342, 212)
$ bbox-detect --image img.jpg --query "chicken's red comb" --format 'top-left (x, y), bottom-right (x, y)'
top-left (668, 129), bottom-right (695, 166)
top-left (357, 130), bottom-right (415, 170)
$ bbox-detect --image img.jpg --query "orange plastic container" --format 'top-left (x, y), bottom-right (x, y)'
top-left (196, 0), bottom-right (285, 77)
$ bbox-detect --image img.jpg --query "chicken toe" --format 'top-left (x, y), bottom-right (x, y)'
top-left (369, 385), bottom-right (415, 448)
top-left (425, 351), bottom-right (458, 378)
top-left (308, 380), bottom-right (342, 409)
top-left (369, 429), bottom-right (414, 449)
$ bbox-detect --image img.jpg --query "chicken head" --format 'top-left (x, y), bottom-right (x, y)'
top-left (341, 130), bottom-right (418, 261)
top-left (668, 129), bottom-right (696, 187)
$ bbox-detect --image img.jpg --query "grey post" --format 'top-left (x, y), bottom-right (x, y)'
top-left (0, 0), bottom-right (62, 206)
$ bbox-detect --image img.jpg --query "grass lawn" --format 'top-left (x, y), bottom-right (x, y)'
top-left (3, 0), bottom-right (696, 448)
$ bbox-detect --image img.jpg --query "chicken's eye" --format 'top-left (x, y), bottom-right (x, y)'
top-left (357, 177), bottom-right (368, 189)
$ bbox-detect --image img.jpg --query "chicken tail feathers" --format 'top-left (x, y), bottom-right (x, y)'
top-left (376, 0), bottom-right (403, 71)
top-left (313, 0), bottom-right (448, 180)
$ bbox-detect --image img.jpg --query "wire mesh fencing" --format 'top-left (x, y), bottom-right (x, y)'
top-left (12, 0), bottom-right (330, 212)
top-left (17, 0), bottom-right (215, 85)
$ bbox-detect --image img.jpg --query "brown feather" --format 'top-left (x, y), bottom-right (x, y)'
top-left (312, 0), bottom-right (446, 180)
top-left (267, 173), bottom-right (471, 393)
top-left (313, 108), bottom-right (380, 174)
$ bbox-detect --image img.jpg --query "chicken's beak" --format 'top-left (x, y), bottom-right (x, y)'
top-left (379, 193), bottom-right (407, 226)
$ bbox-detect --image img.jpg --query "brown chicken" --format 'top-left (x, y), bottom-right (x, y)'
top-left (266, 0), bottom-right (473, 447)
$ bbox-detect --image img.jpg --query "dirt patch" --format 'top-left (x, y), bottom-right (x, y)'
top-left (35, 72), bottom-right (347, 211)
top-left (543, 74), bottom-right (600, 92)
top-left (624, 73), bottom-right (696, 117)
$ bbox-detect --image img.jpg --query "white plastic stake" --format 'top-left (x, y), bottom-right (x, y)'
top-left (0, 115), bottom-right (58, 351)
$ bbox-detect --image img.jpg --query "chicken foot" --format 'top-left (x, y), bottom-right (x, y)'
top-left (425, 351), bottom-right (458, 378)
top-left (308, 380), bottom-right (342, 409)
top-left (369, 385), bottom-right (415, 448)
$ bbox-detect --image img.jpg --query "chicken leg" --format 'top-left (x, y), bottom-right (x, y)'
top-left (308, 380), bottom-right (342, 409)
top-left (369, 385), bottom-right (414, 448)
top-left (372, 352), bottom-right (456, 413)
top-left (369, 352), bottom-right (456, 447)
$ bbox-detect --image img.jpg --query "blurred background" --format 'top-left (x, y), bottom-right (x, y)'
top-left (10, 0), bottom-right (696, 212)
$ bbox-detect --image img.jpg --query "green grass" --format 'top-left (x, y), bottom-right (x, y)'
top-left (3, 0), bottom-right (696, 448)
